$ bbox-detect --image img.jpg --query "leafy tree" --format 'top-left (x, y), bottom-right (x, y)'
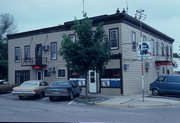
top-left (173, 53), bottom-right (180, 58)
top-left (0, 13), bottom-right (17, 80)
top-left (60, 14), bottom-right (111, 96)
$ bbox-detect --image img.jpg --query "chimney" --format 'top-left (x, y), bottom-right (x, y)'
top-left (116, 8), bottom-right (120, 13)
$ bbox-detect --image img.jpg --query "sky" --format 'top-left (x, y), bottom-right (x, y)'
top-left (0, 0), bottom-right (179, 53)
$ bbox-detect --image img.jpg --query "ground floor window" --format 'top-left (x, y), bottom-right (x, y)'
top-left (101, 69), bottom-right (121, 88)
top-left (15, 70), bottom-right (30, 85)
top-left (58, 69), bottom-right (65, 78)
top-left (44, 70), bottom-right (51, 77)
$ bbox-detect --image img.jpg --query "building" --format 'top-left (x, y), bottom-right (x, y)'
top-left (173, 58), bottom-right (180, 75)
top-left (7, 10), bottom-right (174, 95)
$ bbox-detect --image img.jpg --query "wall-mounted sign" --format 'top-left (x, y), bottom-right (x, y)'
top-left (138, 42), bottom-right (152, 59)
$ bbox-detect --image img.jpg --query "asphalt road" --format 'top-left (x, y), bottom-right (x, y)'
top-left (1, 93), bottom-right (180, 123)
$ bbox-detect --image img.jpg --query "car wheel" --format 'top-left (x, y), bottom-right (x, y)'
top-left (18, 96), bottom-right (24, 100)
top-left (69, 92), bottom-right (74, 100)
top-left (39, 91), bottom-right (45, 98)
top-left (49, 97), bottom-right (55, 101)
top-left (152, 89), bottom-right (160, 96)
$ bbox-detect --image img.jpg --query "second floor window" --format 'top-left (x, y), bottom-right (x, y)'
top-left (162, 43), bottom-right (164, 56)
top-left (109, 28), bottom-right (118, 49)
top-left (156, 42), bottom-right (159, 56)
top-left (131, 31), bottom-right (136, 51)
top-left (68, 34), bottom-right (76, 42)
top-left (50, 42), bottom-right (57, 60)
top-left (24, 46), bottom-right (30, 61)
top-left (15, 47), bottom-right (20, 63)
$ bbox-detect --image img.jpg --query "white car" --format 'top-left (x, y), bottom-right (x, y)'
top-left (12, 80), bottom-right (49, 99)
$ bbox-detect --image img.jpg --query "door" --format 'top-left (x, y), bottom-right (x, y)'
top-left (89, 70), bottom-right (97, 93)
top-left (35, 44), bottom-right (42, 65)
top-left (37, 71), bottom-right (42, 80)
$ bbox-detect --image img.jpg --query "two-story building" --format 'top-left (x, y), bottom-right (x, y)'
top-left (7, 10), bottom-right (174, 95)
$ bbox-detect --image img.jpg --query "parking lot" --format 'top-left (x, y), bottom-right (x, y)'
top-left (1, 93), bottom-right (180, 122)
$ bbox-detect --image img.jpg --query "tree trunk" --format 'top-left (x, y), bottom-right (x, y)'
top-left (85, 71), bottom-right (88, 97)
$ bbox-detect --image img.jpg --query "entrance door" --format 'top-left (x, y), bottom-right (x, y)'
top-left (89, 70), bottom-right (97, 93)
top-left (37, 71), bottom-right (42, 80)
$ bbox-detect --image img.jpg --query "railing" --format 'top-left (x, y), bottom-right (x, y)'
top-left (21, 57), bottom-right (47, 66)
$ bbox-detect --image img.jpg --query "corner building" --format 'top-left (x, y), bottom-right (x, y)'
top-left (8, 11), bottom-right (174, 95)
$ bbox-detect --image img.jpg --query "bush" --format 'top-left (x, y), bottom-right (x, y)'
top-left (0, 84), bottom-right (17, 94)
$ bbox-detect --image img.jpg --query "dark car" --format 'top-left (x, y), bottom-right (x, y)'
top-left (45, 80), bottom-right (81, 101)
top-left (150, 75), bottom-right (180, 96)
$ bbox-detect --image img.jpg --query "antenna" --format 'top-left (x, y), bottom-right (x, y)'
top-left (126, 0), bottom-right (128, 14)
top-left (82, 0), bottom-right (85, 14)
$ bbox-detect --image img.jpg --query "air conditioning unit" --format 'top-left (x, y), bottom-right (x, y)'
top-left (48, 67), bottom-right (52, 72)
top-left (43, 45), bottom-right (49, 51)
top-left (52, 67), bottom-right (56, 73)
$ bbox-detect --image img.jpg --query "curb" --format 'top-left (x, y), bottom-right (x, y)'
top-left (95, 101), bottom-right (180, 107)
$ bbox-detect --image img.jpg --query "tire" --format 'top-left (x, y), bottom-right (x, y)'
top-left (69, 92), bottom-right (74, 100)
top-left (18, 96), bottom-right (24, 100)
top-left (152, 89), bottom-right (160, 96)
top-left (39, 91), bottom-right (45, 98)
top-left (49, 97), bottom-right (55, 101)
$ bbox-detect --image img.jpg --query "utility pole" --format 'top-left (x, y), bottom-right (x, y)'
top-left (135, 9), bottom-right (146, 102)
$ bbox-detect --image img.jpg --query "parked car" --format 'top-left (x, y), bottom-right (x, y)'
top-left (12, 80), bottom-right (49, 99)
top-left (150, 75), bottom-right (180, 96)
top-left (45, 80), bottom-right (81, 101)
top-left (0, 80), bottom-right (16, 94)
top-left (0, 80), bottom-right (9, 85)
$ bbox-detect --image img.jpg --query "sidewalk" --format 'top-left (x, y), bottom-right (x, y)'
top-left (76, 94), bottom-right (180, 107)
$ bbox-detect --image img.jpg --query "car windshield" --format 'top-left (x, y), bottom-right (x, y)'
top-left (21, 81), bottom-right (39, 86)
top-left (50, 81), bottom-right (70, 87)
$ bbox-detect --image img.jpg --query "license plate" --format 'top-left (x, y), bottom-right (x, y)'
top-left (53, 92), bottom-right (60, 94)
top-left (20, 94), bottom-right (26, 96)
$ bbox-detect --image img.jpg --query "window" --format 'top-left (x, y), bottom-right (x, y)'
top-left (15, 70), bottom-right (30, 85)
top-left (131, 31), bottom-right (136, 51)
top-left (15, 47), bottom-right (20, 63)
top-left (50, 42), bottom-right (57, 60)
top-left (166, 45), bottom-right (169, 57)
top-left (109, 28), bottom-right (118, 49)
top-left (170, 47), bottom-right (173, 58)
top-left (156, 42), bottom-right (159, 56)
top-left (58, 69), bottom-right (65, 78)
top-left (24, 46), bottom-right (30, 61)
top-left (44, 70), bottom-right (51, 77)
top-left (162, 43), bottom-right (164, 56)
top-left (143, 36), bottom-right (146, 42)
top-left (151, 39), bottom-right (155, 55)
top-left (101, 69), bottom-right (120, 78)
top-left (68, 34), bottom-right (76, 42)
top-left (162, 67), bottom-right (165, 74)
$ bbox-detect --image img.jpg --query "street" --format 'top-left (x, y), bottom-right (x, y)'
top-left (1, 94), bottom-right (180, 123)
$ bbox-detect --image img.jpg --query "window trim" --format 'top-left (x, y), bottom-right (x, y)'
top-left (109, 28), bottom-right (119, 50)
top-left (50, 42), bottom-right (57, 60)
top-left (15, 47), bottom-right (20, 63)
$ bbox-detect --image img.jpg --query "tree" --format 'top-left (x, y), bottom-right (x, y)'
top-left (173, 53), bottom-right (180, 58)
top-left (0, 13), bottom-right (17, 80)
top-left (60, 14), bottom-right (111, 96)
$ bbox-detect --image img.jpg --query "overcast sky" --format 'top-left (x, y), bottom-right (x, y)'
top-left (0, 0), bottom-right (179, 53)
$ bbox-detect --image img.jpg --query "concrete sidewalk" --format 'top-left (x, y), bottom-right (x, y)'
top-left (95, 94), bottom-right (180, 107)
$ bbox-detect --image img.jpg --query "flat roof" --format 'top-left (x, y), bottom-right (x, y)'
top-left (7, 11), bottom-right (174, 42)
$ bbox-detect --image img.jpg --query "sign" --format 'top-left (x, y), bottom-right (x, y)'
top-left (138, 42), bottom-right (152, 59)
